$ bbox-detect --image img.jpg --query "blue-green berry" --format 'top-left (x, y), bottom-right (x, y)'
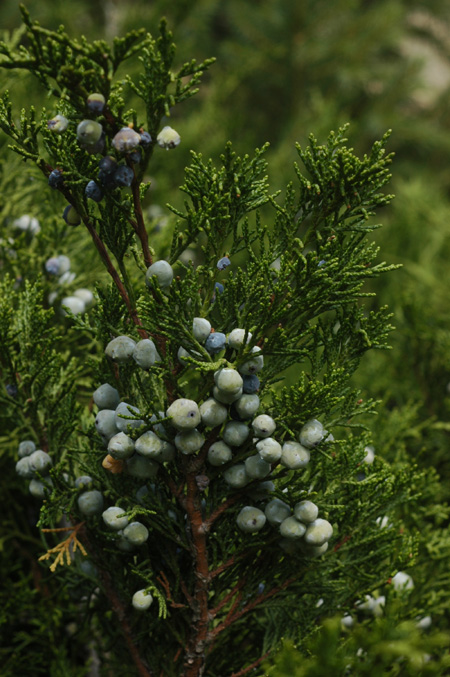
top-left (192, 317), bottom-right (211, 343)
top-left (113, 165), bottom-right (134, 187)
top-left (199, 398), bottom-right (228, 427)
top-left (6, 383), bottom-right (18, 397)
top-left (239, 347), bottom-right (264, 375)
top-left (48, 169), bottom-right (64, 189)
top-left (223, 464), bottom-right (249, 488)
top-left (299, 419), bottom-right (327, 449)
top-left (108, 432), bottom-right (135, 460)
top-left (280, 516), bottom-right (306, 539)
top-left (217, 256), bottom-right (231, 270)
top-left (242, 374), bottom-right (260, 393)
top-left (207, 441), bottom-right (233, 466)
top-left (29, 477), bottom-right (53, 499)
top-left (95, 409), bottom-right (118, 440)
top-left (78, 490), bottom-right (104, 516)
top-left (85, 180), bottom-right (103, 202)
top-left (244, 454), bottom-right (271, 479)
top-left (265, 498), bottom-right (291, 526)
top-left (234, 394), bottom-right (260, 419)
top-left (223, 421), bottom-right (249, 447)
top-left (98, 155), bottom-right (118, 174)
top-left (252, 414), bottom-right (276, 438)
top-left (15, 457), bottom-right (34, 478)
top-left (304, 518), bottom-right (333, 546)
top-left (256, 437), bottom-right (282, 462)
top-left (75, 475), bottom-right (94, 489)
top-left (280, 440), bottom-right (310, 469)
top-left (205, 332), bottom-right (226, 354)
top-left (28, 449), bottom-right (52, 476)
top-left (133, 339), bottom-right (160, 369)
top-left (135, 431), bottom-right (164, 459)
top-left (115, 402), bottom-right (144, 432)
top-left (174, 429), bottom-right (205, 455)
top-left (47, 114), bottom-right (68, 132)
top-left (45, 257), bottom-right (61, 275)
top-left (157, 126), bottom-right (180, 149)
top-left (105, 336), bottom-right (136, 362)
top-left (294, 500), bottom-right (319, 523)
top-left (145, 261), bottom-right (173, 290)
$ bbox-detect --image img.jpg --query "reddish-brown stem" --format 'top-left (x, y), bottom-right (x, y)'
top-left (129, 171), bottom-right (153, 268)
top-left (228, 650), bottom-right (272, 677)
top-left (210, 580), bottom-right (245, 618)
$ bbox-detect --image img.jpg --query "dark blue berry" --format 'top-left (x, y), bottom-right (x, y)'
top-left (217, 256), bottom-right (231, 271)
top-left (86, 93), bottom-right (105, 114)
top-left (140, 131), bottom-right (152, 145)
top-left (129, 150), bottom-right (142, 164)
top-left (205, 332), bottom-right (226, 354)
top-left (242, 374), bottom-right (260, 394)
top-left (85, 180), bottom-right (103, 202)
top-left (113, 165), bottom-right (134, 187)
top-left (214, 282), bottom-right (224, 294)
top-left (48, 169), bottom-right (64, 189)
top-left (6, 384), bottom-right (18, 397)
top-left (98, 156), bottom-right (117, 174)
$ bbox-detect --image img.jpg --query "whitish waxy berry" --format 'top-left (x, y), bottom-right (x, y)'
top-left (108, 432), bottom-right (135, 460)
top-left (280, 441), bottom-right (310, 469)
top-left (114, 165), bottom-right (134, 187)
top-left (304, 518), bottom-right (333, 546)
top-left (214, 368), bottom-right (243, 394)
top-left (75, 475), bottom-right (93, 489)
top-left (15, 457), bottom-right (34, 479)
top-left (92, 387), bottom-right (117, 413)
top-left (102, 506), bottom-right (129, 530)
top-left (265, 498), bottom-right (291, 526)
top-left (391, 571), bottom-right (414, 591)
top-left (242, 374), bottom-right (260, 394)
top-left (78, 490), bottom-right (104, 516)
top-left (126, 454), bottom-right (159, 479)
top-left (417, 616), bottom-right (432, 630)
top-left (166, 399), bottom-right (200, 430)
top-left (123, 521), bottom-right (149, 545)
top-left (227, 328), bottom-right (252, 349)
top-left (207, 441), bottom-right (233, 466)
top-left (45, 257), bottom-right (61, 275)
top-left (205, 332), bottom-right (226, 355)
top-left (244, 455), bottom-right (271, 480)
top-left (192, 317), bottom-right (211, 343)
top-left (234, 394), bottom-right (260, 419)
top-left (145, 260), bottom-right (173, 289)
top-left (341, 615), bottom-right (354, 629)
top-left (28, 450), bottom-right (52, 476)
top-left (87, 92), bottom-right (105, 114)
top-left (294, 500), bottom-right (319, 523)
top-left (112, 127), bottom-right (141, 152)
top-left (105, 336), bottom-right (137, 362)
top-left (55, 254), bottom-right (71, 275)
top-left (85, 180), bottom-right (103, 202)
top-left (13, 214), bottom-right (40, 234)
top-left (299, 419), bottom-right (327, 449)
top-left (175, 429), bottom-right (205, 455)
top-left (223, 421), bottom-right (249, 447)
top-left (61, 296), bottom-right (85, 315)
top-left (357, 595), bottom-right (386, 617)
top-left (77, 119), bottom-right (103, 145)
top-left (239, 347), bottom-right (263, 375)
top-left (73, 288), bottom-right (94, 307)
top-left (217, 256), bottom-right (231, 270)
top-left (115, 402), bottom-right (145, 432)
top-left (157, 126), bottom-right (181, 149)
top-left (47, 114), bottom-right (68, 132)
top-left (63, 205), bottom-right (81, 226)
top-left (133, 339), bottom-right (160, 369)
top-left (223, 464), bottom-right (249, 488)
top-left (95, 409), bottom-right (118, 440)
top-left (280, 516), bottom-right (307, 539)
top-left (252, 414), bottom-right (276, 438)
top-left (29, 478), bottom-right (53, 499)
top-left (135, 431), bottom-right (164, 459)
top-left (256, 437), bottom-right (282, 463)
top-left (48, 169), bottom-right (64, 189)
top-left (236, 506), bottom-right (266, 533)
top-left (213, 385), bottom-right (243, 404)
top-left (132, 589), bottom-right (153, 611)
top-left (200, 398), bottom-right (228, 428)
top-left (18, 440), bottom-right (36, 458)
top-left (363, 445), bottom-right (375, 464)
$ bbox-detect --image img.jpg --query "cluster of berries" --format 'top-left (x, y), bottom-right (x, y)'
top-left (45, 254), bottom-right (94, 315)
top-left (15, 441), bottom-right (53, 499)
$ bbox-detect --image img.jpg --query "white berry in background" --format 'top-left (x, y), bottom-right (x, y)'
top-left (123, 521), bottom-right (149, 545)
top-left (105, 336), bottom-right (137, 362)
top-left (341, 615), bottom-right (354, 629)
top-left (391, 571), bottom-right (414, 592)
top-left (102, 506), bottom-right (129, 530)
top-left (234, 394), bottom-right (260, 419)
top-left (299, 419), bottom-right (327, 448)
top-left (252, 414), bottom-right (276, 438)
top-left (95, 409), bottom-right (118, 440)
top-left (166, 398), bottom-right (201, 430)
top-left (363, 445), bottom-right (375, 464)
top-left (294, 500), bottom-right (319, 523)
top-left (236, 506), bottom-right (266, 533)
top-left (214, 368), bottom-right (243, 394)
top-left (228, 328), bottom-right (252, 349)
top-left (78, 490), bottom-right (104, 516)
top-left (93, 383), bottom-right (120, 410)
top-left (238, 346), bottom-right (264, 375)
top-left (61, 296), bottom-right (85, 315)
top-left (357, 595), bottom-right (385, 617)
top-left (256, 437), bottom-right (282, 463)
top-left (132, 589), bottom-right (154, 611)
top-left (192, 317), bottom-right (211, 343)
top-left (145, 260), bottom-right (173, 289)
top-left (223, 421), bottom-right (249, 447)
top-left (12, 214), bottom-right (41, 235)
top-left (376, 515), bottom-right (390, 529)
top-left (213, 385), bottom-right (243, 404)
top-left (304, 518), bottom-right (333, 546)
top-left (157, 126), bottom-right (181, 149)
top-left (16, 457), bottom-right (34, 478)
top-left (73, 288), bottom-right (94, 308)
top-left (126, 454), bottom-right (159, 479)
top-left (265, 498), bottom-right (291, 526)
top-left (58, 270), bottom-right (76, 285)
top-left (115, 402), bottom-right (145, 432)
top-left (28, 449), bottom-right (52, 476)
top-left (280, 440), bottom-right (310, 469)
top-left (29, 477), bottom-right (53, 499)
top-left (18, 440), bottom-right (36, 458)
top-left (175, 429), bottom-right (205, 455)
top-left (200, 398), bottom-right (228, 428)
top-left (107, 432), bottom-right (135, 459)
top-left (279, 516), bottom-right (306, 539)
top-left (75, 475), bottom-right (94, 489)
top-left (207, 441), bottom-right (233, 466)
top-left (417, 616), bottom-right (432, 630)
top-left (135, 431), bottom-right (164, 459)
top-left (244, 454), bottom-right (271, 480)
top-left (223, 464), bottom-right (249, 488)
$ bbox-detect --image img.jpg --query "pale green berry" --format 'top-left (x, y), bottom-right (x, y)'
top-left (93, 384), bottom-right (120, 410)
top-left (95, 409), bottom-right (118, 440)
top-left (265, 498), bottom-right (291, 526)
top-left (363, 445), bottom-right (375, 464)
top-left (102, 506), bottom-right (129, 530)
top-left (115, 402), bottom-right (145, 432)
top-left (214, 368), bottom-right (243, 394)
top-left (157, 126), bottom-right (180, 149)
top-left (391, 571), bottom-right (414, 591)
top-left (252, 414), bottom-right (276, 438)
top-left (200, 398), bottom-right (228, 427)
top-left (29, 450), bottom-right (52, 476)
top-left (18, 440), bottom-right (36, 458)
top-left (77, 119), bottom-right (103, 145)
top-left (29, 477), bottom-right (53, 499)
top-left (213, 385), bottom-right (243, 404)
top-left (105, 336), bottom-right (136, 362)
top-left (166, 399), bottom-right (200, 430)
top-left (244, 454), bottom-right (271, 480)
top-left (207, 441), bottom-right (232, 466)
top-left (223, 421), bottom-right (249, 447)
top-left (126, 454), bottom-right (159, 479)
top-left (135, 431), bottom-right (164, 459)
top-left (133, 339), bottom-right (160, 369)
top-left (294, 500), bottom-right (318, 523)
top-left (299, 419), bottom-right (327, 448)
top-left (123, 521), bottom-right (149, 545)
top-left (73, 288), bottom-right (94, 307)
top-left (223, 464), bottom-right (249, 488)
top-left (132, 589), bottom-right (153, 611)
top-left (238, 347), bottom-right (263, 375)
top-left (256, 437), bottom-right (282, 463)
top-left (192, 317), bottom-right (211, 343)
top-left (107, 432), bottom-right (135, 460)
top-left (280, 440), bottom-right (310, 469)
top-left (145, 261), bottom-right (173, 289)
top-left (304, 518), bottom-right (333, 546)
top-left (61, 296), bottom-right (85, 315)
top-left (236, 506), bottom-right (266, 533)
top-left (227, 328), bottom-right (252, 349)
top-left (234, 394), bottom-right (260, 419)
top-left (16, 457), bottom-right (34, 478)
top-left (175, 429), bottom-right (205, 455)
top-left (78, 490), bottom-right (104, 516)
top-left (279, 516), bottom-right (306, 539)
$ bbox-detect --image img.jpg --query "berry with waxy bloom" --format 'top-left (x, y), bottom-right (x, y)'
top-left (145, 260), bottom-right (173, 289)
top-left (192, 317), bottom-right (211, 343)
top-left (217, 256), bottom-right (231, 270)
top-left (252, 414), bottom-right (276, 438)
top-left (166, 399), bottom-right (201, 430)
top-left (112, 127), bottom-right (141, 152)
top-left (114, 165), bottom-right (134, 187)
top-left (236, 506), bottom-right (266, 533)
top-left (304, 518), bottom-right (333, 546)
top-left (157, 126), bottom-right (180, 149)
top-left (256, 437), bottom-right (282, 463)
top-left (207, 441), bottom-right (233, 466)
top-left (87, 92), bottom-right (105, 114)
top-left (63, 205), bottom-right (81, 226)
top-left (280, 440), bottom-right (310, 469)
top-left (294, 500), bottom-right (319, 523)
top-left (265, 498), bottom-right (291, 525)
top-left (299, 419), bottom-right (327, 448)
top-left (280, 516), bottom-right (306, 539)
top-left (199, 398), bottom-right (228, 428)
top-left (93, 384), bottom-right (120, 410)
top-left (78, 490), bottom-right (104, 516)
top-left (205, 332), bottom-right (226, 354)
top-left (47, 114), bottom-right (68, 132)
top-left (105, 336), bottom-right (137, 362)
top-left (132, 589), bottom-right (153, 611)
top-left (123, 521), bottom-right (149, 545)
top-left (223, 421), bottom-right (249, 447)
top-left (102, 506), bottom-right (129, 530)
top-left (77, 119), bottom-right (103, 145)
